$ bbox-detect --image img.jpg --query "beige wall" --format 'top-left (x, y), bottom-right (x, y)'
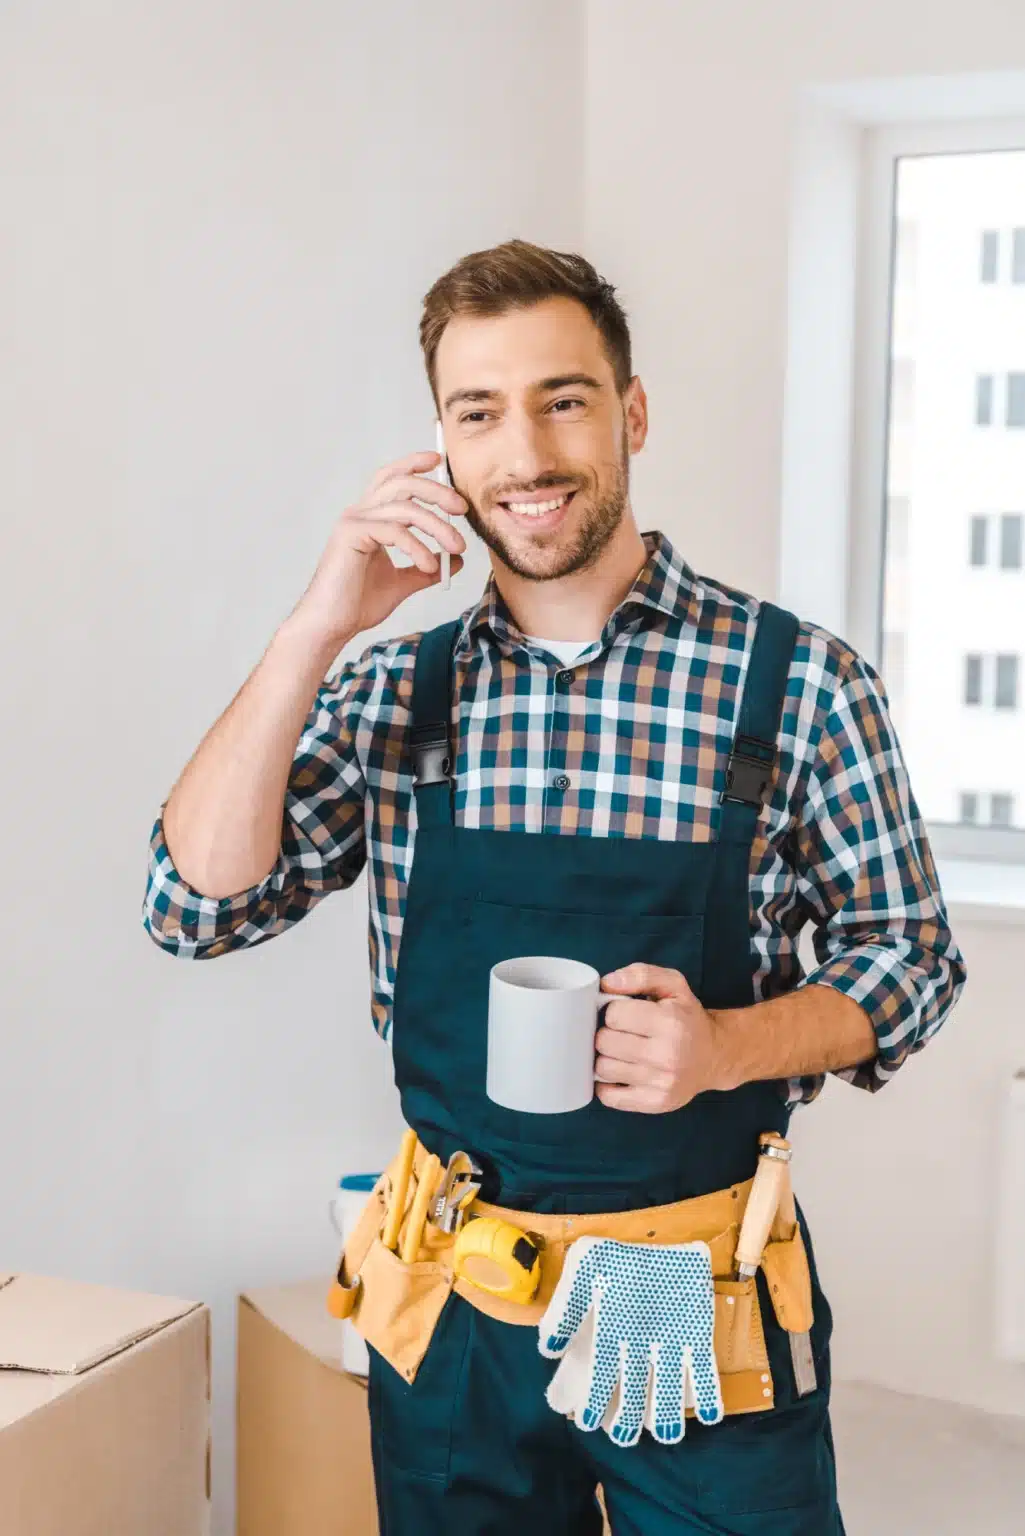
top-left (586, 0), bottom-right (1025, 1418)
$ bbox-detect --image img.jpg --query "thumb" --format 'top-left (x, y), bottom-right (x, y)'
top-left (395, 553), bottom-right (464, 597)
top-left (601, 962), bottom-right (694, 1002)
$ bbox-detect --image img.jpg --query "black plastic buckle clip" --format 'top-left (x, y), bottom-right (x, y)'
top-left (411, 723), bottom-right (453, 787)
top-left (721, 735), bottom-right (777, 808)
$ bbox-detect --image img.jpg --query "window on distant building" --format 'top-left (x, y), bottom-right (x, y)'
top-left (964, 654), bottom-right (983, 705)
top-left (975, 373), bottom-right (995, 425)
top-left (1013, 228), bottom-right (1025, 285)
top-left (1008, 373), bottom-right (1025, 428)
top-left (959, 791), bottom-right (979, 824)
top-left (970, 514), bottom-right (988, 566)
top-left (980, 229), bottom-right (1000, 282)
top-left (1000, 513), bottom-right (1024, 570)
top-left (991, 793), bottom-right (1015, 827)
top-left (995, 654), bottom-right (1020, 709)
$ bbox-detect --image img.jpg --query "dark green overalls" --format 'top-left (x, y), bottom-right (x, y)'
top-left (367, 602), bottom-right (846, 1534)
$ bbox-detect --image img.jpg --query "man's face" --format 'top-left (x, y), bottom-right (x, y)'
top-left (435, 296), bottom-right (639, 583)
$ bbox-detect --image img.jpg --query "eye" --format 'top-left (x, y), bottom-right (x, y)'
top-left (549, 398), bottom-right (585, 412)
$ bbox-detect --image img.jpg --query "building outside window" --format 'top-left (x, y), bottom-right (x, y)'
top-left (1013, 228), bottom-right (1025, 284)
top-left (1000, 513), bottom-right (1024, 570)
top-left (991, 793), bottom-right (1015, 827)
top-left (964, 654), bottom-right (983, 705)
top-left (876, 145), bottom-right (1025, 844)
top-left (959, 791), bottom-right (980, 823)
top-left (1008, 373), bottom-right (1025, 427)
top-left (975, 373), bottom-right (995, 425)
top-left (995, 654), bottom-right (1020, 709)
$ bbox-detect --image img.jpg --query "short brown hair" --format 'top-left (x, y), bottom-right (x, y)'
top-left (420, 237), bottom-right (632, 412)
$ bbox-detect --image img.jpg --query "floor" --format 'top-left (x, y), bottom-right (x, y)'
top-left (831, 1381), bottom-right (1025, 1534)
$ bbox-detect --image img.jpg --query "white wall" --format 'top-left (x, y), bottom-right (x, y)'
top-left (0, 5), bottom-right (584, 1532)
top-left (586, 0), bottom-right (1025, 1418)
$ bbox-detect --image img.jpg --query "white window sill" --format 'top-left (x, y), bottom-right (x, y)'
top-left (936, 857), bottom-right (1025, 925)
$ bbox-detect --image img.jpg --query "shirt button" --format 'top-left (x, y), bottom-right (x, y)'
top-left (556, 669), bottom-right (574, 686)
top-left (553, 773), bottom-right (571, 791)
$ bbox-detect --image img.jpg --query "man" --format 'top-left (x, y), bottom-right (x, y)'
top-left (143, 238), bottom-right (966, 1534)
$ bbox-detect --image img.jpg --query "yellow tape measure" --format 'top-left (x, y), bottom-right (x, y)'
top-left (452, 1216), bottom-right (542, 1305)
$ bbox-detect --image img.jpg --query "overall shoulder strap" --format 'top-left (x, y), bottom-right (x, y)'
top-left (718, 601), bottom-right (800, 846)
top-left (409, 617), bottom-right (462, 827)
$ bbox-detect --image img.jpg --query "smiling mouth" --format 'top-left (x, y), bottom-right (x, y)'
top-left (497, 489), bottom-right (577, 527)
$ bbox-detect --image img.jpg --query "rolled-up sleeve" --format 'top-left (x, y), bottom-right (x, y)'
top-left (141, 648), bottom-right (376, 959)
top-left (792, 653), bottom-right (967, 1091)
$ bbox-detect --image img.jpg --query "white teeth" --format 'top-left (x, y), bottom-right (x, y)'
top-left (505, 494), bottom-right (570, 516)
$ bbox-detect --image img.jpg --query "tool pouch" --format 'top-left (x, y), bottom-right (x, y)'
top-left (707, 1222), bottom-right (774, 1414)
top-left (347, 1235), bottom-right (454, 1384)
top-left (336, 1166), bottom-right (455, 1385)
top-left (760, 1221), bottom-right (814, 1335)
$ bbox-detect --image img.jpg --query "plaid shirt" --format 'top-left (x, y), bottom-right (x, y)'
top-left (142, 530), bottom-right (966, 1106)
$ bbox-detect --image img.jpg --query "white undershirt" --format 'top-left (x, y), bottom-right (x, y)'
top-left (522, 635), bottom-right (597, 667)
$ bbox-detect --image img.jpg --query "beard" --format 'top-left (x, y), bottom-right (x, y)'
top-left (461, 425), bottom-right (630, 583)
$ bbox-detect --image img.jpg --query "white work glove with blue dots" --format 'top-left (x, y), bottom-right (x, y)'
top-left (538, 1235), bottom-right (724, 1446)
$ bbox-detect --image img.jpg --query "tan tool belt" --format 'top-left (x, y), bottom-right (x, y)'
top-left (335, 1137), bottom-right (814, 1418)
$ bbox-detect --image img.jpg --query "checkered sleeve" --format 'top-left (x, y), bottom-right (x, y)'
top-left (791, 652), bottom-right (967, 1091)
top-left (141, 645), bottom-right (379, 958)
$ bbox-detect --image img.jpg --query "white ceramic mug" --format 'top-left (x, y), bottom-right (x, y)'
top-left (486, 955), bottom-right (610, 1114)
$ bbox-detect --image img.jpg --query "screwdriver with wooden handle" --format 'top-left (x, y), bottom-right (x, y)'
top-left (735, 1131), bottom-right (817, 1396)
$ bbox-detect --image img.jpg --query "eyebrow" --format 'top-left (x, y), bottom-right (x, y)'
top-left (442, 373), bottom-right (603, 413)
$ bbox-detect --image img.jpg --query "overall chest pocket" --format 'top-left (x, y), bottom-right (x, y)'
top-left (458, 898), bottom-right (705, 1151)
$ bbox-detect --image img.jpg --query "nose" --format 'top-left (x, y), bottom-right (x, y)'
top-left (501, 411), bottom-right (561, 488)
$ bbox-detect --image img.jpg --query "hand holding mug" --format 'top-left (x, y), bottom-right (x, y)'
top-left (594, 963), bottom-right (726, 1114)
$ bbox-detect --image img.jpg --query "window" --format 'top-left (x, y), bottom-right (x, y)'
top-left (1000, 514), bottom-right (1024, 570)
top-left (1013, 228), bottom-right (1025, 285)
top-left (975, 373), bottom-right (994, 425)
top-left (964, 654), bottom-right (983, 705)
top-left (1008, 374), bottom-right (1025, 428)
top-left (959, 791), bottom-right (980, 824)
top-left (851, 132), bottom-right (1025, 849)
top-left (995, 654), bottom-right (1020, 709)
top-left (992, 793), bottom-right (1015, 827)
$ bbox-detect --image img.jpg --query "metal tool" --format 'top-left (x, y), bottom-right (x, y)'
top-left (735, 1132), bottom-right (817, 1398)
top-left (432, 1150), bottom-right (483, 1234)
top-left (777, 1158), bottom-right (818, 1397)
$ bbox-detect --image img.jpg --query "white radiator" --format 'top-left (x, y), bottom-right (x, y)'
top-left (994, 1071), bottom-right (1025, 1363)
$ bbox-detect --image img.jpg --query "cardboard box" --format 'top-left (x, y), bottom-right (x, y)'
top-left (236, 1278), bottom-right (613, 1535)
top-left (236, 1276), bottom-right (377, 1536)
top-left (0, 1270), bottom-right (210, 1536)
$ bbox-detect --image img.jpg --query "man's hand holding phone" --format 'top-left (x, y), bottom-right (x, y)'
top-left (285, 450), bottom-right (468, 650)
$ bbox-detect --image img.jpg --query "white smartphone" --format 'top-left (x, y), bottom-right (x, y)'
top-left (432, 418), bottom-right (452, 590)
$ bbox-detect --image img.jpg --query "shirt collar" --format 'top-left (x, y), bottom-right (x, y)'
top-left (453, 529), bottom-right (699, 659)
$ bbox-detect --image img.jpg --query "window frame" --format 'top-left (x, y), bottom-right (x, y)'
top-left (850, 117), bottom-right (1025, 866)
